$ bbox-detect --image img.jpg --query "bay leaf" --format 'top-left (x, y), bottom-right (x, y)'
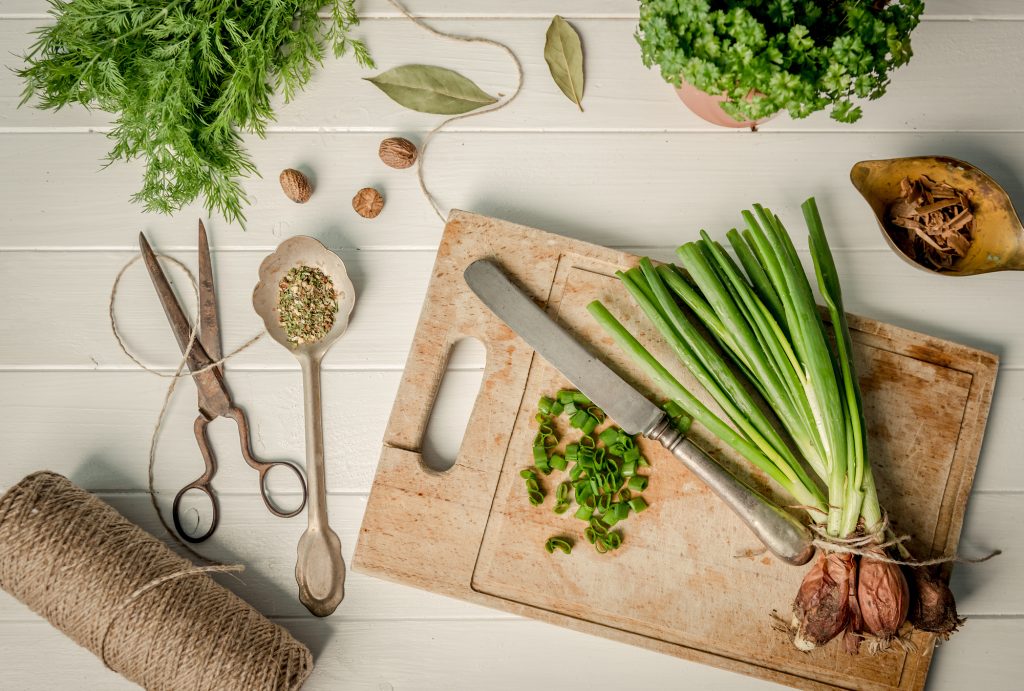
top-left (365, 65), bottom-right (497, 115)
top-left (544, 15), bottom-right (584, 111)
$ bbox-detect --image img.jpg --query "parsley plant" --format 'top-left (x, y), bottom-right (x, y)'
top-left (637, 0), bottom-right (924, 124)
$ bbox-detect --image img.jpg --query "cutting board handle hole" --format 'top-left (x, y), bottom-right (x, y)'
top-left (421, 337), bottom-right (487, 472)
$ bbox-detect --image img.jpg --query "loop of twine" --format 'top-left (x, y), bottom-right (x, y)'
top-left (386, 0), bottom-right (525, 222)
top-left (98, 564), bottom-right (245, 668)
top-left (807, 515), bottom-right (1001, 566)
top-left (109, 252), bottom-right (264, 562)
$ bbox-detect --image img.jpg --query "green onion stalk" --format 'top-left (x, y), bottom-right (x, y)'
top-left (589, 199), bottom-right (922, 652)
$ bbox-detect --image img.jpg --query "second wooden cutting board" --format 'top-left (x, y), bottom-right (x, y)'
top-left (353, 210), bottom-right (997, 691)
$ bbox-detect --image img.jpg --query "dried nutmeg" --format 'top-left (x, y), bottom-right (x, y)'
top-left (378, 137), bottom-right (418, 169)
top-left (279, 168), bottom-right (312, 203)
top-left (352, 187), bottom-right (384, 219)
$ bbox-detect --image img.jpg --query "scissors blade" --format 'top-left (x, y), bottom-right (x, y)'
top-left (139, 233), bottom-right (233, 419)
top-left (197, 220), bottom-right (223, 375)
top-left (138, 232), bottom-right (215, 374)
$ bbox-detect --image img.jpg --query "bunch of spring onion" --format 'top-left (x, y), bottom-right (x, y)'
top-left (589, 198), bottom-right (961, 652)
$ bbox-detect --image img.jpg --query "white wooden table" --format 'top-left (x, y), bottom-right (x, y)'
top-left (1, 2), bottom-right (1022, 688)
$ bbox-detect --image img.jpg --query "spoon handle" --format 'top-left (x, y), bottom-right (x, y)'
top-left (295, 356), bottom-right (345, 617)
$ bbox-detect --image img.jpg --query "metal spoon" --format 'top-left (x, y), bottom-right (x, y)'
top-left (253, 236), bottom-right (356, 617)
top-left (851, 155), bottom-right (1024, 276)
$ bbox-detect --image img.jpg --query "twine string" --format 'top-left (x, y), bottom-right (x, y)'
top-left (807, 514), bottom-right (1001, 566)
top-left (98, 564), bottom-right (245, 668)
top-left (386, 0), bottom-right (525, 221)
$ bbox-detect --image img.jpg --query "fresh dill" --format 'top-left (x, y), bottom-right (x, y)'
top-left (18, 0), bottom-right (373, 227)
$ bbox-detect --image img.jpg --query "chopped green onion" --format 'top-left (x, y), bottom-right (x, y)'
top-left (538, 396), bottom-right (564, 416)
top-left (527, 389), bottom-right (654, 555)
top-left (628, 475), bottom-right (648, 492)
top-left (574, 497), bottom-right (595, 520)
top-left (556, 481), bottom-right (570, 504)
top-left (628, 496), bottom-right (648, 513)
top-left (601, 501), bottom-right (630, 527)
top-left (534, 430), bottom-right (557, 449)
top-left (533, 445), bottom-right (551, 474)
top-left (545, 537), bottom-right (573, 554)
top-left (569, 408), bottom-right (588, 429)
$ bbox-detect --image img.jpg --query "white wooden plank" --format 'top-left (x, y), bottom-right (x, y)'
top-left (3, 19), bottom-right (1023, 133)
top-left (0, 369), bottom-right (473, 493)
top-left (1, 615), bottom-right (1021, 691)
top-left (0, 249), bottom-right (436, 370)
top-left (2, 0), bottom-right (1019, 19)
top-left (0, 368), bottom-right (1016, 493)
top-left (952, 493), bottom-right (1021, 616)
top-left (0, 492), bottom-right (503, 621)
top-left (0, 247), bottom-right (1017, 368)
top-left (4, 131), bottom-right (1024, 251)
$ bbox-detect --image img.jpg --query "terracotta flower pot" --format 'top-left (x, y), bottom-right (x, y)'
top-left (675, 79), bottom-right (774, 129)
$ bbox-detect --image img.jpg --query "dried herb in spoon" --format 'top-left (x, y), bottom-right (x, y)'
top-left (278, 266), bottom-right (339, 347)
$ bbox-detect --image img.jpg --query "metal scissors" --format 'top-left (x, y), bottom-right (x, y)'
top-left (139, 221), bottom-right (308, 543)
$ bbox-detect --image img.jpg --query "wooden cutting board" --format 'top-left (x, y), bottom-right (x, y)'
top-left (353, 211), bottom-right (998, 691)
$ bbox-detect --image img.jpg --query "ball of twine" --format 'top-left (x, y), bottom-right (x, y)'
top-left (0, 472), bottom-right (312, 690)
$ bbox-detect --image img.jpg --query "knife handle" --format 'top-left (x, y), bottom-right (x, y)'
top-left (649, 417), bottom-right (816, 566)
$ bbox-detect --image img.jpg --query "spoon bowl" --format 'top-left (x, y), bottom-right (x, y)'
top-left (850, 155), bottom-right (1024, 276)
top-left (253, 236), bottom-right (356, 356)
top-left (253, 235), bottom-right (356, 617)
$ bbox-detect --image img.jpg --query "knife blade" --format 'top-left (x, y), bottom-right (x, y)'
top-left (464, 258), bottom-right (814, 566)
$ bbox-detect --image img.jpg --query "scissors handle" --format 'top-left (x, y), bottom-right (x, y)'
top-left (225, 407), bottom-right (308, 518)
top-left (172, 416), bottom-right (221, 543)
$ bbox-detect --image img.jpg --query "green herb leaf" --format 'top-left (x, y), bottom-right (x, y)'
top-left (543, 15), bottom-right (585, 112)
top-left (365, 65), bottom-right (497, 114)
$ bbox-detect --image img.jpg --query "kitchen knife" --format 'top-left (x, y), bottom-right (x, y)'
top-left (464, 258), bottom-right (815, 566)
